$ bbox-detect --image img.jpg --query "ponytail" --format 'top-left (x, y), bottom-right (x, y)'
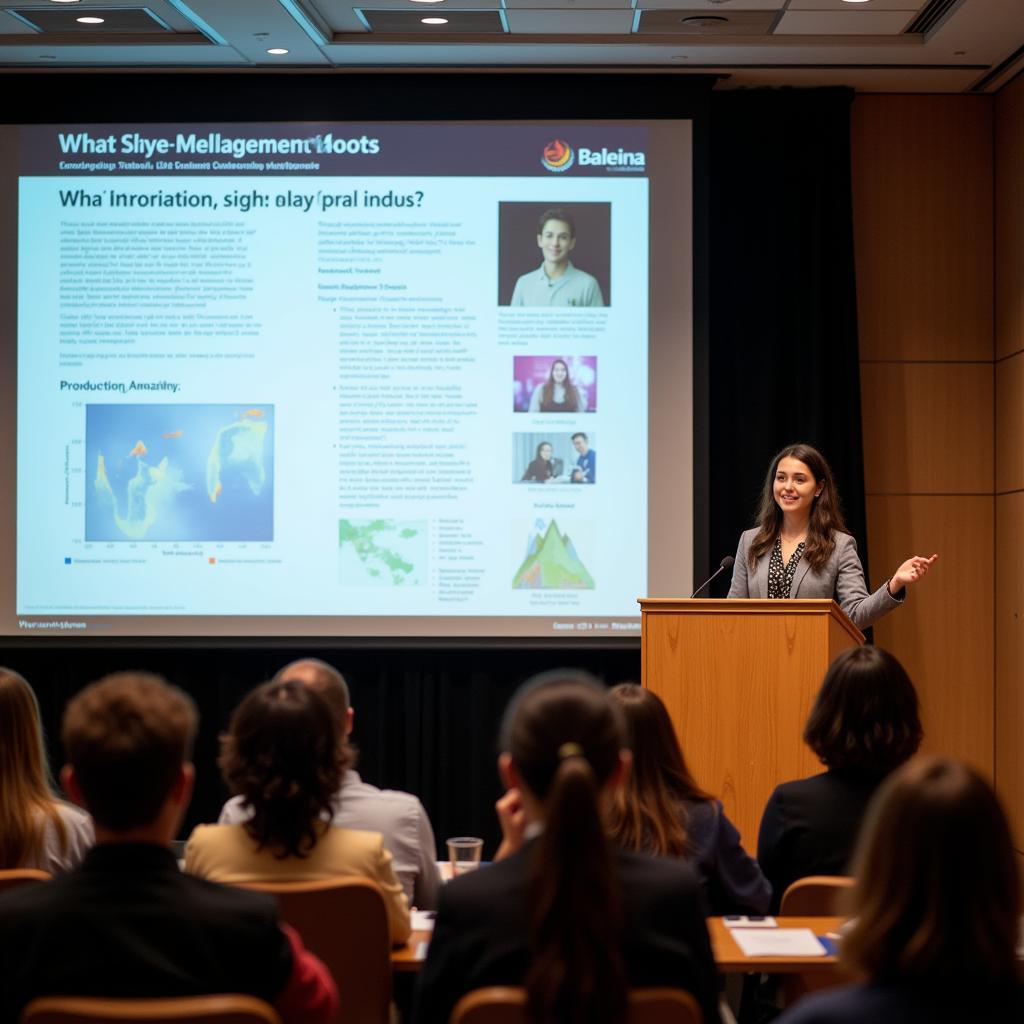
top-left (525, 753), bottom-right (627, 1024)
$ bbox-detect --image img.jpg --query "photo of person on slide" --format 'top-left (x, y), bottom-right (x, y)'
top-left (528, 359), bottom-right (587, 414)
top-left (521, 442), bottom-right (563, 484)
top-left (510, 209), bottom-right (604, 307)
top-left (570, 432), bottom-right (596, 484)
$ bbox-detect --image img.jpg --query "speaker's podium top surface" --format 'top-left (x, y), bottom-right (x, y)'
top-left (638, 598), bottom-right (864, 645)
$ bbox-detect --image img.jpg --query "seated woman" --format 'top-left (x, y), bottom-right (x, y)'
top-left (757, 646), bottom-right (922, 912)
top-left (608, 683), bottom-right (770, 915)
top-left (185, 680), bottom-right (410, 944)
top-left (777, 757), bottom-right (1024, 1023)
top-left (521, 441), bottom-right (562, 483)
top-left (414, 670), bottom-right (722, 1024)
top-left (0, 667), bottom-right (93, 874)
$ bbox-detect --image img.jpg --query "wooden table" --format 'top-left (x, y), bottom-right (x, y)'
top-left (392, 916), bottom-right (845, 974)
top-left (708, 916), bottom-right (843, 973)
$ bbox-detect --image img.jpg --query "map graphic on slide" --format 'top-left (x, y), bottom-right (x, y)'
top-left (339, 519), bottom-right (427, 586)
top-left (86, 404), bottom-right (274, 542)
top-left (512, 519), bottom-right (595, 589)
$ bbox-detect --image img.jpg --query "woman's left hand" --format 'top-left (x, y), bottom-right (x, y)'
top-left (890, 553), bottom-right (939, 592)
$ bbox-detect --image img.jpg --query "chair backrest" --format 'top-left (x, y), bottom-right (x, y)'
top-left (450, 987), bottom-right (703, 1024)
top-left (0, 868), bottom-right (51, 894)
top-left (21, 994), bottom-right (281, 1024)
top-left (241, 877), bottom-right (390, 1024)
top-left (779, 875), bottom-right (855, 916)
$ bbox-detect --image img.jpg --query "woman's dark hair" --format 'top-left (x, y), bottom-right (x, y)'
top-left (540, 359), bottom-right (582, 412)
top-left (219, 680), bottom-right (344, 859)
top-left (501, 670), bottom-right (628, 1024)
top-left (748, 443), bottom-right (848, 572)
top-left (841, 757), bottom-right (1021, 989)
top-left (535, 441), bottom-right (552, 459)
top-left (803, 646), bottom-right (923, 775)
top-left (607, 684), bottom-right (710, 857)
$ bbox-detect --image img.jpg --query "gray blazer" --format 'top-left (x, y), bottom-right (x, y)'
top-left (727, 528), bottom-right (903, 630)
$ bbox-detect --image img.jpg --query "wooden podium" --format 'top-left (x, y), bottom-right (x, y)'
top-left (638, 599), bottom-right (864, 847)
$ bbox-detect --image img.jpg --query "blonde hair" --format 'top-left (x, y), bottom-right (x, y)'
top-left (0, 668), bottom-right (67, 867)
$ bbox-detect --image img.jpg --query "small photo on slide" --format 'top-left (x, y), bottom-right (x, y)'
top-left (513, 355), bottom-right (597, 414)
top-left (498, 202), bottom-right (611, 307)
top-left (511, 516), bottom-right (595, 590)
top-left (338, 519), bottom-right (427, 587)
top-left (514, 432), bottom-right (597, 485)
top-left (85, 404), bottom-right (274, 542)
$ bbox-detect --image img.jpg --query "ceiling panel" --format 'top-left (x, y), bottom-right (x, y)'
top-left (788, 0), bottom-right (921, 9)
top-left (637, 10), bottom-right (777, 34)
top-left (505, 9), bottom-right (635, 31)
top-left (638, 0), bottom-right (783, 8)
top-left (506, 0), bottom-right (632, 9)
top-left (776, 10), bottom-right (917, 34)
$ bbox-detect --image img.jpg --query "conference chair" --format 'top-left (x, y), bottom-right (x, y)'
top-left (21, 994), bottom-right (281, 1024)
top-left (450, 987), bottom-right (703, 1024)
top-left (778, 875), bottom-right (854, 1003)
top-left (241, 877), bottom-right (391, 1024)
top-left (0, 868), bottom-right (50, 893)
top-left (778, 875), bottom-right (854, 916)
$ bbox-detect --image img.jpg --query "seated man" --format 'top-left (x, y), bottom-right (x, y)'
top-left (0, 671), bottom-right (337, 1024)
top-left (220, 658), bottom-right (442, 910)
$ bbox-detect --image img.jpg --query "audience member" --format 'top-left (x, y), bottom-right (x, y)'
top-left (608, 683), bottom-right (770, 914)
top-left (415, 670), bottom-right (721, 1024)
top-left (0, 671), bottom-right (336, 1024)
top-left (219, 658), bottom-right (441, 910)
top-left (757, 646), bottom-right (922, 911)
top-left (0, 666), bottom-right (93, 874)
top-left (777, 756), bottom-right (1024, 1023)
top-left (187, 678), bottom-right (411, 943)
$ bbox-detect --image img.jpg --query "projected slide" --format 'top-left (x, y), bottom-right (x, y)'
top-left (8, 119), bottom-right (691, 638)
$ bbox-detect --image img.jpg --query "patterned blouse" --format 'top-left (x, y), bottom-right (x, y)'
top-left (768, 536), bottom-right (805, 599)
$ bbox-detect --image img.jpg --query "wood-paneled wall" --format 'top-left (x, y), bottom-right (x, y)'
top-left (851, 96), bottom-right (995, 779)
top-left (995, 74), bottom-right (1024, 855)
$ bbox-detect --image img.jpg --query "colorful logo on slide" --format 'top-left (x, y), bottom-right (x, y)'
top-left (541, 140), bottom-right (575, 173)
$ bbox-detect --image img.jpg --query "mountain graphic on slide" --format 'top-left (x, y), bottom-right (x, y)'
top-left (512, 520), bottom-right (595, 590)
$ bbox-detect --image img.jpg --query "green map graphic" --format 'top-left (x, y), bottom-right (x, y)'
top-left (338, 519), bottom-right (426, 586)
top-left (512, 519), bottom-right (594, 589)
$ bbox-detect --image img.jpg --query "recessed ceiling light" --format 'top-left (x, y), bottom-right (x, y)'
top-left (410, 0), bottom-right (445, 4)
top-left (76, 16), bottom-right (105, 24)
top-left (421, 16), bottom-right (448, 24)
top-left (840, 0), bottom-right (872, 4)
top-left (49, 1), bottom-right (81, 5)
top-left (266, 47), bottom-right (289, 55)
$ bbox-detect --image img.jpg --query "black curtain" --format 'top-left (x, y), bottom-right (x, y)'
top-left (2, 644), bottom-right (641, 854)
top-left (706, 88), bottom-right (868, 593)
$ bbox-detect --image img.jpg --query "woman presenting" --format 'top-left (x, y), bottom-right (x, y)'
top-left (728, 443), bottom-right (937, 630)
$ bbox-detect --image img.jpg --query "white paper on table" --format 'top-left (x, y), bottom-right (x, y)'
top-left (730, 928), bottom-right (826, 957)
top-left (411, 910), bottom-right (436, 932)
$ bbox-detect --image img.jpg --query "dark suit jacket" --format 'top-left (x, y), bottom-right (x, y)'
top-left (757, 770), bottom-right (884, 912)
top-left (413, 843), bottom-right (722, 1024)
top-left (775, 981), bottom-right (1024, 1024)
top-left (0, 843), bottom-right (294, 1023)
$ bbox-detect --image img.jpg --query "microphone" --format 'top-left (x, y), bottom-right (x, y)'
top-left (690, 556), bottom-right (735, 599)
